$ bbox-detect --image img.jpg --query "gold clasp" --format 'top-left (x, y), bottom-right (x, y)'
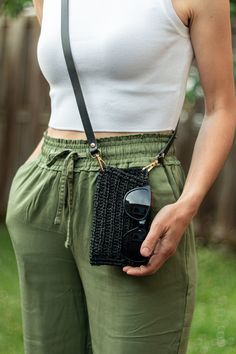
top-left (93, 152), bottom-right (106, 171)
top-left (142, 159), bottom-right (160, 172)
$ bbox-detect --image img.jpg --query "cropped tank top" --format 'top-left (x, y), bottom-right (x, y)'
top-left (37, 0), bottom-right (195, 132)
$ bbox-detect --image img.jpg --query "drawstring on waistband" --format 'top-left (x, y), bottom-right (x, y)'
top-left (46, 149), bottom-right (81, 249)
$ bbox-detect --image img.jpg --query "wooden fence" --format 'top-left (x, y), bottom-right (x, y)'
top-left (0, 12), bottom-right (236, 247)
top-left (0, 13), bottom-right (50, 217)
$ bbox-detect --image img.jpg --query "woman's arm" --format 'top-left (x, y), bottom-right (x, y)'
top-left (123, 0), bottom-right (236, 276)
top-left (33, 0), bottom-right (43, 26)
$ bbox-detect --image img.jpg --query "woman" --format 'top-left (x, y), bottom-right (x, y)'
top-left (5, 0), bottom-right (236, 353)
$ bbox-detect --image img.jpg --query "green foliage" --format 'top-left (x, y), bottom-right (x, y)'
top-left (1, 0), bottom-right (31, 17)
top-left (230, 1), bottom-right (236, 19)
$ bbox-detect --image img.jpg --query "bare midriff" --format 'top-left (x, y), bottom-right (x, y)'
top-left (25, 127), bottom-right (173, 164)
top-left (46, 127), bottom-right (172, 140)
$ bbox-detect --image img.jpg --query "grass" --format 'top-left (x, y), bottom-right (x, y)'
top-left (0, 223), bottom-right (236, 354)
top-left (0, 224), bottom-right (24, 354)
top-left (188, 243), bottom-right (236, 354)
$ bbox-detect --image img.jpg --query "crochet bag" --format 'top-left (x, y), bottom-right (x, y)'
top-left (61, 0), bottom-right (178, 267)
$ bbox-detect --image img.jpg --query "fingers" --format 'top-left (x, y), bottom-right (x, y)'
top-left (122, 203), bottom-right (187, 276)
top-left (123, 234), bottom-right (176, 276)
top-left (140, 218), bottom-right (166, 257)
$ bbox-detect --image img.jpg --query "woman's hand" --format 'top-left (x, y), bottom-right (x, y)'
top-left (122, 200), bottom-right (196, 276)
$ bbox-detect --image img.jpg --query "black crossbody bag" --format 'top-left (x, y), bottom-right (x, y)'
top-left (61, 0), bottom-right (179, 267)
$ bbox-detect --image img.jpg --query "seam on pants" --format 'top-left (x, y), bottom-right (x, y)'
top-left (10, 211), bottom-right (66, 236)
top-left (176, 227), bottom-right (190, 354)
top-left (154, 159), bottom-right (192, 353)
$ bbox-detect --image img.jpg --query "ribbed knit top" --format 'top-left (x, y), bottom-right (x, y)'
top-left (37, 0), bottom-right (194, 132)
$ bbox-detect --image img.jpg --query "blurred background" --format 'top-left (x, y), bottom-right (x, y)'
top-left (0, 1), bottom-right (236, 353)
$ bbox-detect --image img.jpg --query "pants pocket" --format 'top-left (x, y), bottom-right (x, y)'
top-left (6, 157), bottom-right (65, 235)
top-left (5, 156), bottom-right (42, 226)
top-left (148, 164), bottom-right (176, 221)
top-left (162, 162), bottom-right (186, 201)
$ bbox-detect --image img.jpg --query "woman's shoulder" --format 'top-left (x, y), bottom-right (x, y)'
top-left (176, 0), bottom-right (230, 27)
top-left (172, 0), bottom-right (230, 31)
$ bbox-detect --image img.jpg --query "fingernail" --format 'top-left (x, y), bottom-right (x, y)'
top-left (141, 247), bottom-right (151, 256)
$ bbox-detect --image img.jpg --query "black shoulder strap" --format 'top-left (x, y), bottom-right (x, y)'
top-left (155, 121), bottom-right (179, 164)
top-left (61, 0), bottom-right (179, 161)
top-left (61, 0), bottom-right (99, 155)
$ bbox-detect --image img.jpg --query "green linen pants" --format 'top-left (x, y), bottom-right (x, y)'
top-left (5, 131), bottom-right (197, 354)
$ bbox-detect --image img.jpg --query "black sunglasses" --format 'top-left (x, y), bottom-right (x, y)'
top-left (121, 185), bottom-right (151, 265)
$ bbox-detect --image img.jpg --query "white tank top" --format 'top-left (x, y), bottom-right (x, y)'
top-left (37, 0), bottom-right (194, 132)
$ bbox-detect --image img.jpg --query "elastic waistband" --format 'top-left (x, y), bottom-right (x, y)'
top-left (39, 130), bottom-right (178, 171)
top-left (37, 131), bottom-right (179, 249)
